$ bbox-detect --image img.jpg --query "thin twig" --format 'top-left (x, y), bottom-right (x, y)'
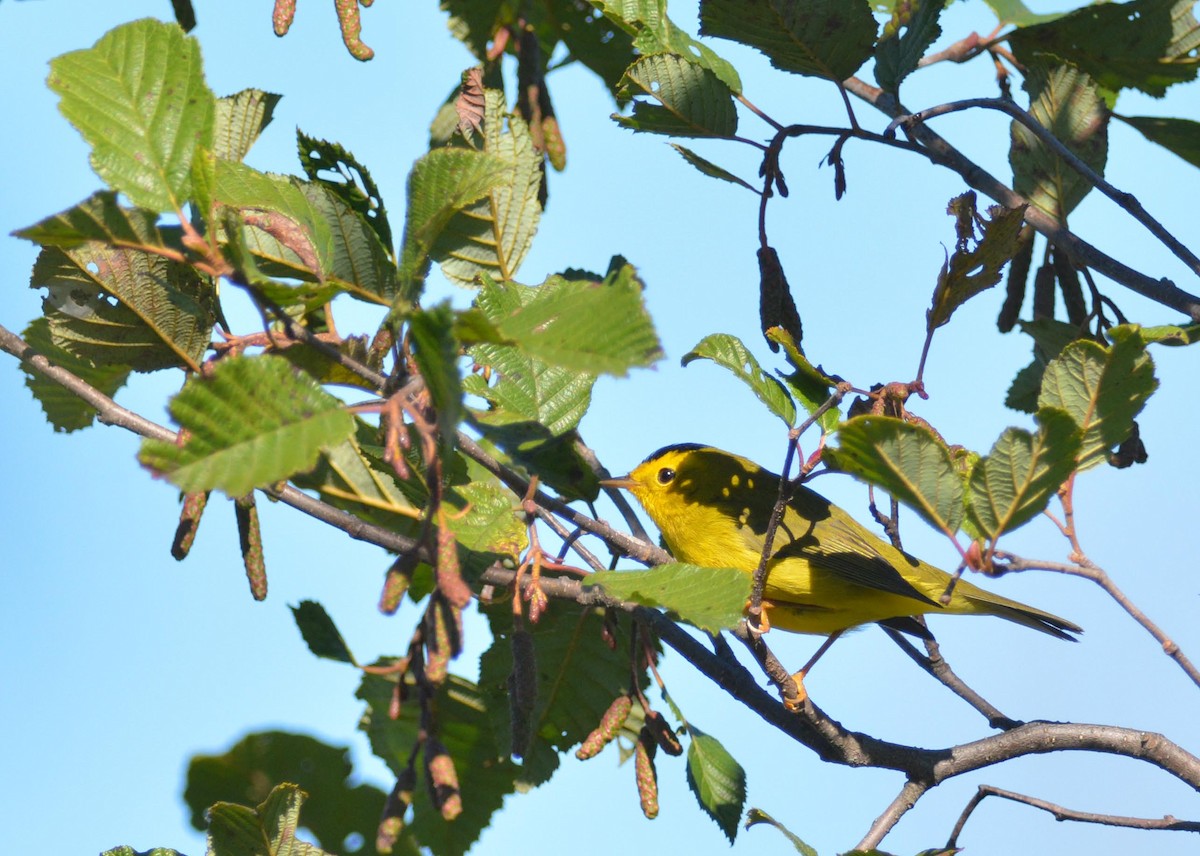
top-left (856, 779), bottom-right (931, 851)
top-left (843, 76), bottom-right (1200, 321)
top-left (946, 784), bottom-right (1200, 849)
top-left (886, 97), bottom-right (1200, 279)
top-left (995, 553), bottom-right (1200, 690)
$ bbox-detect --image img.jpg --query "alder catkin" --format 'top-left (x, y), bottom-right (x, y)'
top-left (644, 710), bottom-right (683, 757)
top-left (171, 491), bottom-right (208, 560)
top-left (576, 695), bottom-right (632, 760)
top-left (424, 738), bottom-right (462, 821)
top-left (508, 628), bottom-right (537, 759)
top-left (635, 727), bottom-right (659, 819)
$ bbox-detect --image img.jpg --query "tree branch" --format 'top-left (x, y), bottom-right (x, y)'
top-left (946, 784), bottom-right (1200, 849)
top-left (843, 76), bottom-right (1200, 322)
top-left (857, 779), bottom-right (930, 851)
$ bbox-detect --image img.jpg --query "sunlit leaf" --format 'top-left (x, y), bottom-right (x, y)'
top-left (21, 317), bottom-right (131, 433)
top-left (206, 783), bottom-right (330, 856)
top-left (614, 53), bottom-right (738, 138)
top-left (298, 130), bottom-right (394, 250)
top-left (686, 727), bottom-right (746, 843)
top-left (214, 88), bottom-right (281, 163)
top-left (682, 333), bottom-right (796, 427)
top-left (586, 564), bottom-right (751, 633)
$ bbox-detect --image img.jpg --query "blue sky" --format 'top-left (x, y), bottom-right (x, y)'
top-left (2, 2), bottom-right (1199, 855)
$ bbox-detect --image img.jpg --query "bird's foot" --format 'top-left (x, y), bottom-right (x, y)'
top-left (783, 669), bottom-right (809, 712)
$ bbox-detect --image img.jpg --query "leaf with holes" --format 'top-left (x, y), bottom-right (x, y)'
top-left (875, 0), bottom-right (943, 93)
top-left (824, 415), bottom-right (964, 535)
top-left (138, 355), bottom-right (356, 496)
top-left (298, 130), bottom-right (393, 250)
top-left (615, 54), bottom-right (738, 138)
top-left (585, 564), bottom-right (751, 633)
top-left (48, 19), bottom-right (215, 212)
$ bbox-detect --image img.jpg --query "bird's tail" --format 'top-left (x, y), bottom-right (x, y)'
top-left (964, 590), bottom-right (1082, 641)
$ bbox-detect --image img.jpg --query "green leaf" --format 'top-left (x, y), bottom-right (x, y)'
top-left (874, 0), bottom-right (943, 94)
top-left (471, 264), bottom-right (661, 376)
top-left (1117, 321), bottom-right (1200, 346)
top-left (408, 302), bottom-right (464, 455)
top-left (824, 415), bottom-right (964, 535)
top-left (1005, 319), bottom-right (1085, 413)
top-left (686, 727), bottom-right (747, 843)
top-left (433, 91), bottom-right (543, 286)
top-left (591, 0), bottom-right (743, 92)
top-left (479, 603), bottom-right (643, 786)
top-left (981, 0), bottom-right (1065, 26)
top-left (298, 130), bottom-right (394, 250)
top-left (207, 782), bottom-right (330, 856)
top-left (1117, 115), bottom-right (1200, 169)
top-left (14, 191), bottom-right (166, 250)
top-left (683, 333), bottom-right (796, 427)
top-left (358, 671), bottom-right (518, 856)
top-left (744, 808), bottom-right (818, 855)
top-left (669, 144), bottom-right (758, 192)
top-left (184, 731), bottom-right (390, 855)
top-left (585, 564), bottom-right (752, 633)
top-left (553, 1), bottom-right (639, 98)
top-left (441, 0), bottom-right (512, 59)
top-left (214, 88), bottom-right (281, 163)
top-left (1010, 61), bottom-right (1110, 223)
top-left (966, 408), bottom-right (1081, 541)
top-left (48, 18), bottom-right (215, 212)
top-left (764, 327), bottom-right (840, 432)
top-left (396, 147), bottom-right (509, 301)
top-left (300, 182), bottom-right (398, 302)
top-left (1038, 335), bottom-right (1157, 470)
top-left (31, 244), bottom-right (216, 372)
top-left (138, 354), bottom-right (356, 496)
top-left (102, 849), bottom-right (186, 856)
top-left (928, 194), bottom-right (1027, 331)
top-left (700, 0), bottom-right (877, 82)
top-left (290, 600), bottom-right (357, 665)
top-left (466, 354), bottom-right (594, 436)
top-left (442, 480), bottom-right (528, 577)
top-left (614, 54), bottom-right (738, 138)
top-left (1010, 0), bottom-right (1200, 97)
top-left (21, 317), bottom-right (131, 433)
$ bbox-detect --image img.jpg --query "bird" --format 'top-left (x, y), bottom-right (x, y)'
top-left (602, 443), bottom-right (1080, 701)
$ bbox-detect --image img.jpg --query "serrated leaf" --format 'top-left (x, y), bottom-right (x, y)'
top-left (22, 317), bottom-right (131, 433)
top-left (207, 783), bottom-right (330, 856)
top-left (14, 191), bottom-right (166, 250)
top-left (591, 0), bottom-right (743, 91)
top-left (297, 130), bottom-right (394, 250)
top-left (214, 88), bottom-right (281, 163)
top-left (48, 18), bottom-right (215, 212)
top-left (966, 408), bottom-right (1081, 541)
top-left (874, 0), bottom-right (943, 93)
top-left (683, 333), bottom-right (796, 427)
top-left (553, 1), bottom-right (639, 99)
top-left (586, 564), bottom-right (751, 633)
top-left (184, 731), bottom-right (389, 855)
top-left (1038, 335), bottom-right (1157, 470)
top-left (1118, 321), bottom-right (1200, 346)
top-left (1005, 319), bottom-right (1085, 414)
top-left (434, 91), bottom-right (543, 286)
top-left (397, 147), bottom-right (509, 300)
top-left (466, 351), bottom-right (594, 436)
top-left (1118, 115), bottom-right (1200, 169)
top-left (290, 600), bottom-right (357, 665)
top-left (669, 144), bottom-right (758, 191)
top-left (443, 480), bottom-right (527, 576)
top-left (744, 808), bottom-right (818, 855)
top-left (686, 727), bottom-right (746, 843)
top-left (138, 354), bottom-right (356, 496)
top-left (700, 0), bottom-right (877, 82)
top-left (764, 326), bottom-right (840, 432)
top-left (480, 603), bottom-right (644, 785)
top-left (928, 194), bottom-right (1027, 330)
top-left (1010, 0), bottom-right (1200, 97)
top-left (1010, 61), bottom-right (1109, 223)
top-left (824, 415), bottom-right (964, 535)
top-left (472, 263), bottom-right (661, 376)
top-left (300, 182), bottom-right (398, 302)
top-left (358, 670), bottom-right (517, 856)
top-left (614, 54), bottom-right (738, 138)
top-left (31, 243), bottom-right (216, 372)
top-left (102, 849), bottom-right (187, 856)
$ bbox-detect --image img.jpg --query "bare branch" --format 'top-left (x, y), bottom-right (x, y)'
top-left (947, 784), bottom-right (1200, 849)
top-left (843, 76), bottom-right (1200, 322)
top-left (886, 97), bottom-right (1200, 279)
top-left (995, 553), bottom-right (1200, 691)
top-left (857, 779), bottom-right (930, 851)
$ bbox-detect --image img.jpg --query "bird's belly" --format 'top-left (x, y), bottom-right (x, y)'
top-left (761, 560), bottom-right (935, 635)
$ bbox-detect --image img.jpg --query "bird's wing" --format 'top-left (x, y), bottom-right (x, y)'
top-left (772, 508), bottom-right (941, 608)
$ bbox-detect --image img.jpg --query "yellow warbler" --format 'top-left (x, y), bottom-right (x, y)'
top-left (603, 443), bottom-right (1080, 644)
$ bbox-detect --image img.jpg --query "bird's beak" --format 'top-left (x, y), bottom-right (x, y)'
top-left (599, 475), bottom-right (638, 491)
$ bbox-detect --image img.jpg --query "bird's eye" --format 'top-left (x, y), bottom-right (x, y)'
top-left (657, 467), bottom-right (676, 485)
